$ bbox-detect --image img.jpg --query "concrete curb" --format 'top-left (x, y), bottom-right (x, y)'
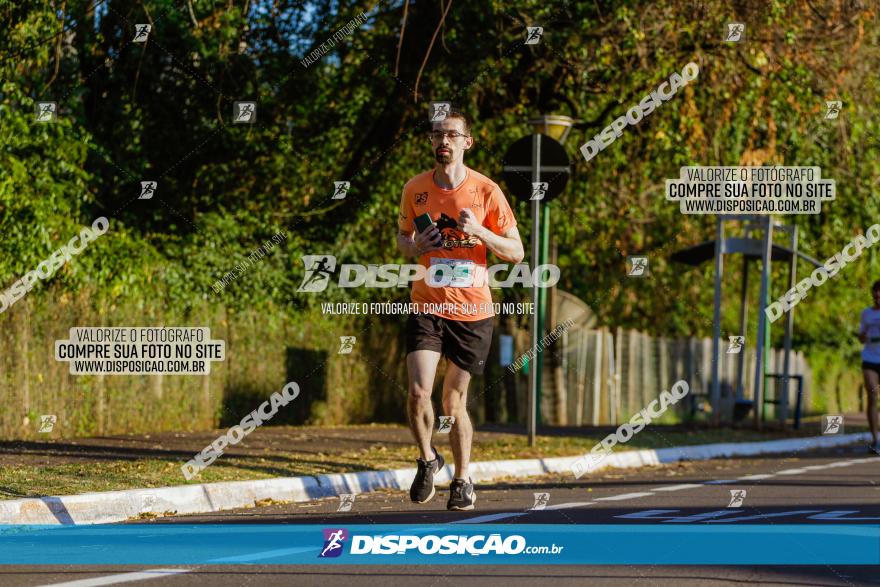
top-left (0, 432), bottom-right (868, 525)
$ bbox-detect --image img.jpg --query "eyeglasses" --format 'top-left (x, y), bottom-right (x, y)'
top-left (429, 130), bottom-right (469, 140)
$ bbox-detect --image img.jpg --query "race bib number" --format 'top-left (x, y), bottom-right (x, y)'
top-left (430, 257), bottom-right (475, 287)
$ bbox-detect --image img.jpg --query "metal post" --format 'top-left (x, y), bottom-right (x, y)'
top-left (537, 205), bottom-right (550, 425)
top-left (780, 225), bottom-right (797, 425)
top-left (710, 218), bottom-right (724, 425)
top-left (736, 255), bottom-right (749, 402)
top-left (527, 134), bottom-right (542, 447)
top-left (753, 216), bottom-right (774, 430)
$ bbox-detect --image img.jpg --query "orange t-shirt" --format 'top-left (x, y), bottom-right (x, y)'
top-left (398, 167), bottom-right (517, 321)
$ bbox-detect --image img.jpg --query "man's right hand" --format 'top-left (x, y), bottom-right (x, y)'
top-left (415, 225), bottom-right (443, 255)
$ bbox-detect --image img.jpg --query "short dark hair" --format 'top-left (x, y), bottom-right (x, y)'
top-left (872, 280), bottom-right (880, 293)
top-left (444, 109), bottom-right (472, 136)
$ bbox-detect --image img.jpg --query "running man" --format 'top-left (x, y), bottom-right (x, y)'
top-left (858, 280), bottom-right (880, 452)
top-left (397, 109), bottom-right (524, 510)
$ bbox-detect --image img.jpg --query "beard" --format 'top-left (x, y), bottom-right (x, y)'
top-left (434, 148), bottom-right (452, 164)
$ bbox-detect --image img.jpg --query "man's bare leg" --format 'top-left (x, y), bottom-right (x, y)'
top-left (864, 368), bottom-right (879, 446)
top-left (407, 350), bottom-right (442, 460)
top-left (442, 362), bottom-right (473, 479)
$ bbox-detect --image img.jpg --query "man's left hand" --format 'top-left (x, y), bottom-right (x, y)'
top-left (459, 208), bottom-right (484, 239)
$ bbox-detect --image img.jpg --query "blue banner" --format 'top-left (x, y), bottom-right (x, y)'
top-left (1, 524), bottom-right (877, 565)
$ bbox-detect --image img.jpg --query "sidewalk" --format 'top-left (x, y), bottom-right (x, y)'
top-left (0, 419), bottom-right (861, 502)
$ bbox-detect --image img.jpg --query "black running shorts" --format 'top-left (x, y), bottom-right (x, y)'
top-left (863, 361), bottom-right (880, 375)
top-left (406, 312), bottom-right (494, 375)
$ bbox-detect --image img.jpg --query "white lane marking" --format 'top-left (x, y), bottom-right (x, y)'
top-left (776, 468), bottom-right (809, 475)
top-left (206, 546), bottom-right (317, 563)
top-left (737, 474), bottom-right (773, 480)
top-left (36, 568), bottom-right (191, 587)
top-left (451, 512), bottom-right (527, 524)
top-left (544, 502), bottom-right (594, 510)
top-left (594, 492), bottom-right (655, 501)
top-left (653, 483), bottom-right (703, 492)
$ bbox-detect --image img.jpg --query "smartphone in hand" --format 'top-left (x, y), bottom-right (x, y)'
top-left (414, 213), bottom-right (434, 234)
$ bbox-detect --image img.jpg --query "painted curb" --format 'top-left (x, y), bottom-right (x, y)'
top-left (0, 432), bottom-right (868, 525)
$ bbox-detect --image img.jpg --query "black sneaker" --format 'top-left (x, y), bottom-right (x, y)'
top-left (447, 477), bottom-right (476, 511)
top-left (410, 447), bottom-right (445, 504)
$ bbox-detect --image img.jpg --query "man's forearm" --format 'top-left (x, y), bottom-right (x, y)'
top-left (477, 227), bottom-right (524, 263)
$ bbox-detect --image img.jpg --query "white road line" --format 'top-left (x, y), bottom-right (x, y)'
top-left (737, 474), bottom-right (773, 480)
top-left (451, 512), bottom-right (527, 524)
top-left (206, 546), bottom-right (317, 563)
top-left (776, 468), bottom-right (809, 475)
top-left (544, 501), bottom-right (595, 510)
top-left (36, 569), bottom-right (191, 587)
top-left (653, 483), bottom-right (703, 492)
top-left (594, 492), bottom-right (655, 501)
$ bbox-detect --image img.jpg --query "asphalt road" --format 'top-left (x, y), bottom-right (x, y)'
top-left (4, 443), bottom-right (880, 586)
